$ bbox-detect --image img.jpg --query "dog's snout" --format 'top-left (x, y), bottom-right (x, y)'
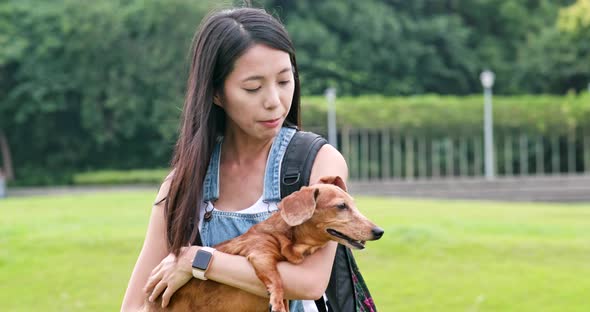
top-left (371, 227), bottom-right (384, 240)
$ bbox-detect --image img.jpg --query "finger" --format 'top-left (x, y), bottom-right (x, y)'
top-left (144, 262), bottom-right (163, 293)
top-left (150, 261), bottom-right (163, 276)
top-left (143, 271), bottom-right (162, 294)
top-left (149, 280), bottom-right (168, 302)
top-left (161, 282), bottom-right (181, 308)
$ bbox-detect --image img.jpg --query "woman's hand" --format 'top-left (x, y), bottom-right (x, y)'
top-left (143, 246), bottom-right (198, 308)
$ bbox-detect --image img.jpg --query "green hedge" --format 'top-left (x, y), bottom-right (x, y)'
top-left (13, 93), bottom-right (590, 186)
top-left (49, 93), bottom-right (590, 186)
top-left (72, 169), bottom-right (169, 185)
top-left (301, 92), bottom-right (590, 136)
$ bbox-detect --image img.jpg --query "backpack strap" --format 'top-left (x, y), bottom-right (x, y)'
top-left (280, 131), bottom-right (341, 311)
top-left (280, 130), bottom-right (377, 312)
top-left (280, 131), bottom-right (331, 311)
top-left (280, 131), bottom-right (327, 198)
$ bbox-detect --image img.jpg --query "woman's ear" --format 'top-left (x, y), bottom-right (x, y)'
top-left (213, 94), bottom-right (222, 107)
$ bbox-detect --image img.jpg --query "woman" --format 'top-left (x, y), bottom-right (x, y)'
top-left (121, 7), bottom-right (347, 312)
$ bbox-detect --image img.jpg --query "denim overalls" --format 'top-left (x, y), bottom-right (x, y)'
top-left (199, 127), bottom-right (310, 312)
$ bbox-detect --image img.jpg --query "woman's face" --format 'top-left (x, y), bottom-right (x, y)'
top-left (216, 43), bottom-right (295, 141)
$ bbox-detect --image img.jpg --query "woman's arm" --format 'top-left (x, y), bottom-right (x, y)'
top-left (212, 144), bottom-right (347, 299)
top-left (145, 145), bottom-right (348, 306)
top-left (205, 240), bottom-right (338, 300)
top-left (120, 176), bottom-right (172, 312)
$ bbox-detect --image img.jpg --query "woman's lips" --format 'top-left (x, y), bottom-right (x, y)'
top-left (259, 118), bottom-right (282, 128)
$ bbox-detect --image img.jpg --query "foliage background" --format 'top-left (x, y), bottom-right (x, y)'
top-left (1, 0), bottom-right (589, 184)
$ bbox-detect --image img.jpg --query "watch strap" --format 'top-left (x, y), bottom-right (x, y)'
top-left (192, 246), bottom-right (216, 280)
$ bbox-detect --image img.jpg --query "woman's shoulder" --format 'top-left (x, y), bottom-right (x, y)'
top-left (309, 143), bottom-right (348, 184)
top-left (154, 169), bottom-right (175, 206)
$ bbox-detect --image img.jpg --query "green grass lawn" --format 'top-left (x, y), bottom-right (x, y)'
top-left (2, 192), bottom-right (590, 311)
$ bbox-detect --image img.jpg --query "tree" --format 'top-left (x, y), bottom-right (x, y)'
top-left (515, 0), bottom-right (590, 93)
top-left (258, 0), bottom-right (576, 95)
top-left (0, 0), bottom-right (213, 184)
top-left (558, 0), bottom-right (590, 35)
top-left (259, 0), bottom-right (479, 95)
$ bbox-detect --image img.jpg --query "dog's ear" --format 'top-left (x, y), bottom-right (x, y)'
top-left (280, 187), bottom-right (319, 226)
top-left (319, 176), bottom-right (347, 192)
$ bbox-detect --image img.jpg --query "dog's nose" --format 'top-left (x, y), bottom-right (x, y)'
top-left (372, 227), bottom-right (384, 239)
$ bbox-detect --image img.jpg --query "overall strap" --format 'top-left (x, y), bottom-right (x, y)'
top-left (280, 131), bottom-right (328, 198)
top-left (202, 127), bottom-right (296, 203)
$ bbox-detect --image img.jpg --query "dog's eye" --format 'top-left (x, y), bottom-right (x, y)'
top-left (336, 203), bottom-right (348, 210)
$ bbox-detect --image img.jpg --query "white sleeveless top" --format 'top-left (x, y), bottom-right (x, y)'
top-left (197, 196), bottom-right (279, 231)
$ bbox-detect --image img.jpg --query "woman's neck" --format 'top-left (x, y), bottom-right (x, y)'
top-left (221, 127), bottom-right (275, 166)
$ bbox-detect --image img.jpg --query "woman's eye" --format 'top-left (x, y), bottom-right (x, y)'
top-left (279, 80), bottom-right (291, 86)
top-left (244, 87), bottom-right (261, 93)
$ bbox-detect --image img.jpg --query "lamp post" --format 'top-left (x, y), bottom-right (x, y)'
top-left (325, 87), bottom-right (337, 147)
top-left (0, 171), bottom-right (5, 198)
top-left (480, 70), bottom-right (495, 180)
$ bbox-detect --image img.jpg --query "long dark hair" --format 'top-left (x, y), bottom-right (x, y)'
top-left (165, 8), bottom-right (301, 255)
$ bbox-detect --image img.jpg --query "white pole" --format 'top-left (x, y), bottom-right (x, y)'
top-left (484, 87), bottom-right (495, 179)
top-left (325, 88), bottom-right (337, 147)
top-left (0, 172), bottom-right (5, 198)
top-left (480, 70), bottom-right (495, 180)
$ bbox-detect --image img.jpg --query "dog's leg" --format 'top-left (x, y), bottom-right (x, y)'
top-left (247, 254), bottom-right (287, 312)
top-left (278, 239), bottom-right (304, 264)
top-left (281, 242), bottom-right (326, 264)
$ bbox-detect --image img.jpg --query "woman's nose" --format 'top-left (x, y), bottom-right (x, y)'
top-left (263, 86), bottom-right (281, 110)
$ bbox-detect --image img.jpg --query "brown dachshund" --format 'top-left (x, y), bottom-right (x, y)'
top-left (142, 176), bottom-right (384, 312)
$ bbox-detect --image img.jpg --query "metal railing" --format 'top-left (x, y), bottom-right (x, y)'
top-left (327, 128), bottom-right (590, 181)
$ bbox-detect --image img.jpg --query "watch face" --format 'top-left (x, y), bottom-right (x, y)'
top-left (193, 250), bottom-right (213, 271)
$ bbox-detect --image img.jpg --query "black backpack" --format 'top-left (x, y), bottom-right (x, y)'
top-left (280, 130), bottom-right (377, 312)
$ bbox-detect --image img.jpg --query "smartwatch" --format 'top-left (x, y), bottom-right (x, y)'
top-left (192, 246), bottom-right (216, 280)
